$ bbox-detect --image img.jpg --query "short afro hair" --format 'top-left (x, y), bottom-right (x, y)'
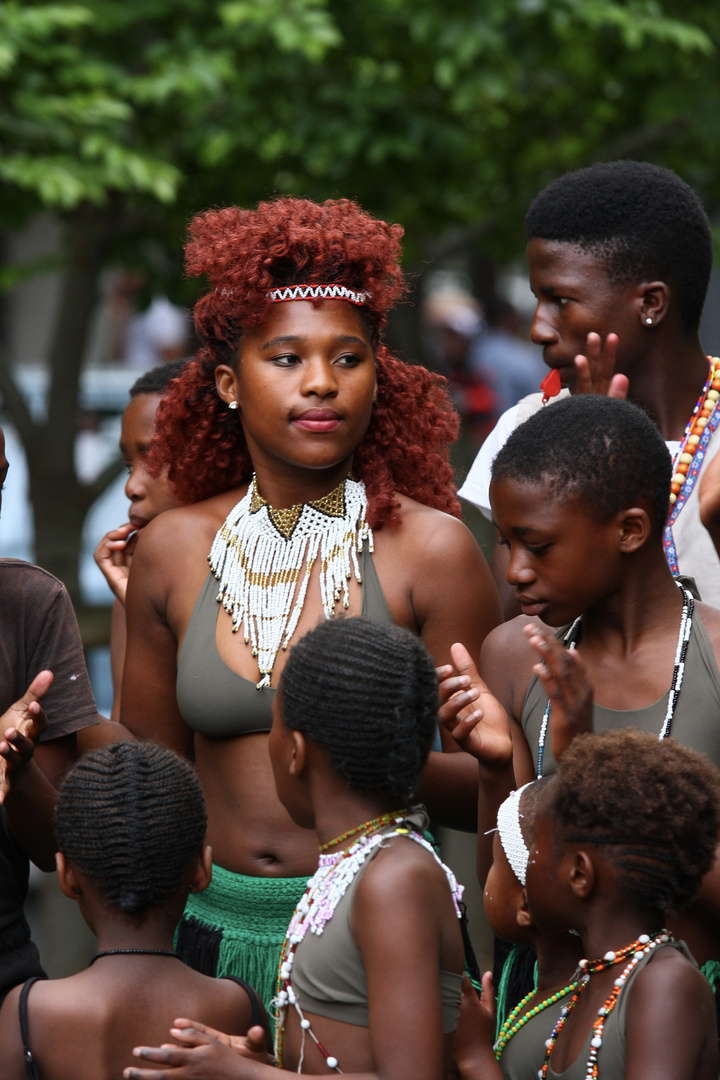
top-left (491, 395), bottom-right (671, 535)
top-left (129, 357), bottom-right (188, 398)
top-left (54, 742), bottom-right (206, 918)
top-left (278, 617), bottom-right (438, 802)
top-left (549, 729), bottom-right (720, 915)
top-left (526, 161), bottom-right (712, 332)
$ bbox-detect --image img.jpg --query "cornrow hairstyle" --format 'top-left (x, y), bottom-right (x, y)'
top-left (129, 357), bottom-right (189, 397)
top-left (491, 395), bottom-right (671, 535)
top-left (526, 160), bottom-right (712, 332)
top-left (278, 617), bottom-right (438, 801)
top-left (144, 197), bottom-right (461, 526)
top-left (549, 729), bottom-right (720, 915)
top-left (54, 742), bottom-right (207, 918)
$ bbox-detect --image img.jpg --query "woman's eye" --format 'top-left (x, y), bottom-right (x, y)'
top-left (336, 353), bottom-right (362, 367)
top-left (527, 544), bottom-right (551, 556)
top-left (272, 353), bottom-right (301, 366)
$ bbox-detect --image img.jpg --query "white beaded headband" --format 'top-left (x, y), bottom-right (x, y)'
top-left (496, 782), bottom-right (534, 886)
top-left (268, 283), bottom-right (370, 305)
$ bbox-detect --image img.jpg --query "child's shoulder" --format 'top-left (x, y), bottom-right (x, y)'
top-left (629, 942), bottom-right (714, 1021)
top-left (355, 831), bottom-right (453, 909)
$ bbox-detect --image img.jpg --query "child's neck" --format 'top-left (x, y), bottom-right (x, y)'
top-left (311, 785), bottom-right (407, 853)
top-left (581, 555), bottom-right (684, 653)
top-left (532, 930), bottom-right (585, 993)
top-left (575, 906), bottom-right (666, 962)
top-left (91, 908), bottom-right (182, 956)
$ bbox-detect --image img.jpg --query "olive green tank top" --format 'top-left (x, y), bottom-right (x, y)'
top-left (521, 613), bottom-right (720, 775)
top-left (290, 808), bottom-right (463, 1032)
top-left (176, 546), bottom-right (394, 738)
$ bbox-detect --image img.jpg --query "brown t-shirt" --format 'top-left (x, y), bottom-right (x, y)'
top-left (0, 559), bottom-right (98, 930)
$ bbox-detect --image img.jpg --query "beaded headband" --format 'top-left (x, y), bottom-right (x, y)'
top-left (496, 782), bottom-right (534, 886)
top-left (268, 284), bottom-right (370, 306)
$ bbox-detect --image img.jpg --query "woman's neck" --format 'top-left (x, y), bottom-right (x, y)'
top-left (250, 459), bottom-right (355, 509)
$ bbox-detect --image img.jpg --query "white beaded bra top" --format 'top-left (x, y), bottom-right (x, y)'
top-left (208, 474), bottom-right (373, 689)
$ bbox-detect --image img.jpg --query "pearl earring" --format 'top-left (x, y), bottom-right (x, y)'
top-left (228, 400), bottom-right (239, 410)
top-left (645, 317), bottom-right (653, 326)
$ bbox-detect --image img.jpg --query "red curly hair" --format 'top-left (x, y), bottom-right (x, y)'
top-left (147, 197), bottom-right (461, 526)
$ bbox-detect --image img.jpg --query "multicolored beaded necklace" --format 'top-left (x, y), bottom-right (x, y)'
top-left (540, 930), bottom-right (672, 1079)
top-left (494, 978), bottom-right (579, 1058)
top-left (318, 808), bottom-right (409, 853)
top-left (536, 581), bottom-right (694, 778)
top-left (664, 357), bottom-right (720, 576)
top-left (272, 816), bottom-right (464, 1073)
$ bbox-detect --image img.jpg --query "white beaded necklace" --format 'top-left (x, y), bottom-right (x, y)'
top-left (536, 582), bottom-right (694, 778)
top-left (208, 473), bottom-right (373, 688)
top-left (273, 821), bottom-right (464, 1073)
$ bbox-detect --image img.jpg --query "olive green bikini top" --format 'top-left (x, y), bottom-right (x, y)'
top-left (176, 546), bottom-right (394, 738)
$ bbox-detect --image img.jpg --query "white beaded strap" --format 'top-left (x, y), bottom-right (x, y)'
top-left (496, 782), bottom-right (534, 886)
top-left (268, 283), bottom-right (370, 305)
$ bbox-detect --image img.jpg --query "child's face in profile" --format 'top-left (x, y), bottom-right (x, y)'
top-left (484, 832), bottom-right (528, 944)
top-left (490, 475), bottom-right (621, 627)
top-left (121, 393), bottom-right (180, 530)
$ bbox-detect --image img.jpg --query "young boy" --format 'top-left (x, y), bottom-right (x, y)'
top-left (441, 394), bottom-right (720, 980)
top-left (459, 161), bottom-right (720, 609)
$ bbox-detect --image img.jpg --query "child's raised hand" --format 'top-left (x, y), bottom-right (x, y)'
top-left (452, 973), bottom-right (499, 1079)
top-left (125, 1027), bottom-right (256, 1079)
top-left (170, 1020), bottom-right (271, 1062)
top-left (94, 523), bottom-right (138, 605)
top-left (573, 332), bottom-right (628, 399)
top-left (0, 670), bottom-right (52, 802)
top-left (437, 643), bottom-right (513, 770)
top-left (524, 623), bottom-right (593, 760)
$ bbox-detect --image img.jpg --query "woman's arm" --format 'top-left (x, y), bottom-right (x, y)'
top-left (120, 525), bottom-right (194, 758)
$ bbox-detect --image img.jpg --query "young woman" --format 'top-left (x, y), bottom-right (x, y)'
top-left (120, 197), bottom-right (501, 1004)
top-left (123, 617), bottom-right (465, 1080)
top-left (0, 742), bottom-right (266, 1080)
top-left (94, 360), bottom-right (186, 720)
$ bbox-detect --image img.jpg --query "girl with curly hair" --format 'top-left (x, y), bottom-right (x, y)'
top-left (120, 196), bottom-right (501, 1006)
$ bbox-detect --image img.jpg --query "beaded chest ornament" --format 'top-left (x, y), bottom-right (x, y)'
top-left (273, 817), bottom-right (464, 1073)
top-left (535, 581), bottom-right (693, 778)
top-left (664, 357), bottom-right (720, 576)
top-left (209, 474), bottom-right (372, 689)
top-left (539, 930), bottom-right (672, 1079)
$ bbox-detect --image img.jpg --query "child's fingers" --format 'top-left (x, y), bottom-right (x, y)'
top-left (167, 1026), bottom-right (214, 1047)
top-left (245, 1024), bottom-right (268, 1053)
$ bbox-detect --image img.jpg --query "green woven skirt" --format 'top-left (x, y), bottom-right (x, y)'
top-left (175, 863), bottom-right (307, 1011)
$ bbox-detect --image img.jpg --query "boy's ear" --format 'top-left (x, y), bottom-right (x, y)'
top-left (568, 849), bottom-right (595, 900)
top-left (56, 852), bottom-right (82, 900)
top-left (617, 507), bottom-right (651, 554)
top-left (189, 844), bottom-right (213, 894)
top-left (516, 887), bottom-right (534, 928)
top-left (289, 730), bottom-right (308, 776)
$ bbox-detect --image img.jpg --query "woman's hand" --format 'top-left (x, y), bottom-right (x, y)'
top-left (170, 1020), bottom-right (271, 1062)
top-left (124, 1026), bottom-right (262, 1079)
top-left (0, 670), bottom-right (52, 803)
top-left (452, 974), bottom-right (502, 1080)
top-left (573, 332), bottom-right (628, 398)
top-left (94, 523), bottom-right (138, 605)
top-left (523, 623), bottom-right (593, 761)
top-left (437, 643), bottom-right (513, 771)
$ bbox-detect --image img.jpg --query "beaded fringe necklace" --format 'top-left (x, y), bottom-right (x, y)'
top-left (536, 581), bottom-right (694, 778)
top-left (540, 930), bottom-right (672, 1080)
top-left (272, 819), bottom-right (464, 1073)
top-left (209, 474), bottom-right (373, 689)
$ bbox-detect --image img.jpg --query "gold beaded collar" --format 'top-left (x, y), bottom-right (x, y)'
top-left (249, 475), bottom-right (349, 540)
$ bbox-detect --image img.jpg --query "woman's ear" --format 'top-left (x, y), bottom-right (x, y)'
top-left (56, 852), bottom-right (82, 901)
top-left (516, 887), bottom-right (534, 929)
top-left (189, 844), bottom-right (213, 895)
top-left (215, 364), bottom-right (240, 407)
top-left (289, 730), bottom-right (308, 776)
top-left (617, 507), bottom-right (652, 554)
top-left (568, 849), bottom-right (595, 900)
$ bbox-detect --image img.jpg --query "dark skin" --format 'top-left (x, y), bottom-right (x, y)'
top-left (490, 238), bottom-right (711, 613)
top-left (523, 794), bottom-right (718, 1080)
top-left (439, 476), bottom-right (720, 967)
top-left (94, 391), bottom-right (181, 721)
top-left (123, 692), bottom-right (465, 1080)
top-left (0, 847), bottom-right (263, 1080)
top-left (121, 299), bottom-right (500, 884)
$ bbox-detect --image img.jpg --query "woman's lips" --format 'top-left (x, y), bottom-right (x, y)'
top-left (128, 514), bottom-right (148, 530)
top-left (293, 409), bottom-right (342, 433)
